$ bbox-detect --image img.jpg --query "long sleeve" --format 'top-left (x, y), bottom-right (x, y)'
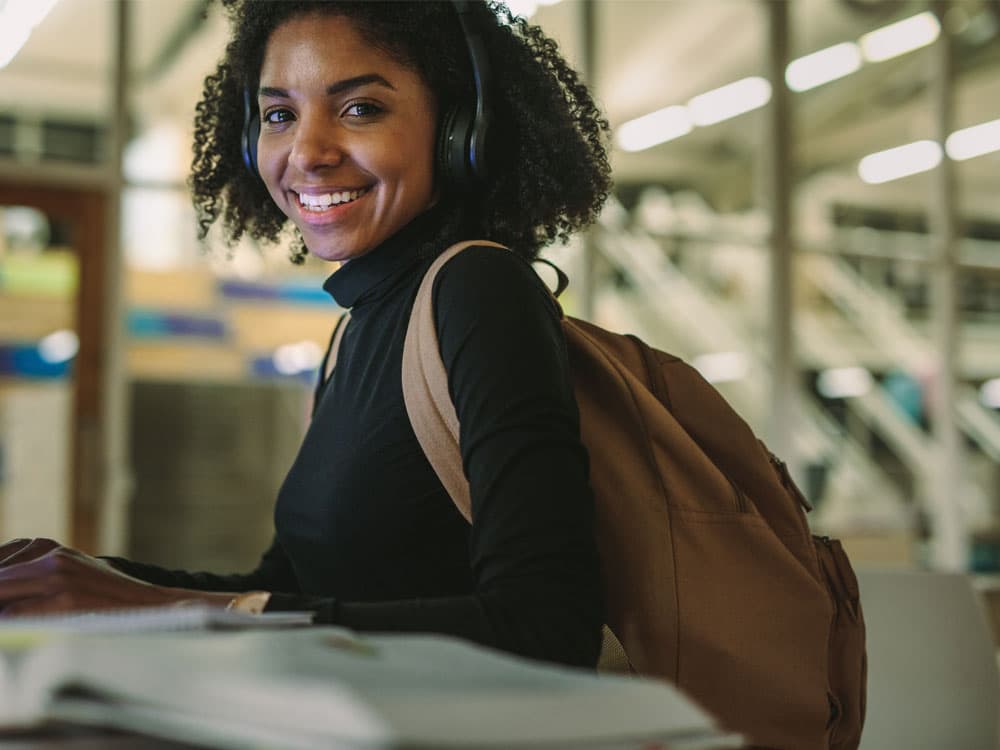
top-left (270, 246), bottom-right (604, 668)
top-left (102, 536), bottom-right (299, 594)
top-left (431, 247), bottom-right (604, 663)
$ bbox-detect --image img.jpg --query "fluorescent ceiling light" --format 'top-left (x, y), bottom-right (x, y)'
top-left (859, 11), bottom-right (940, 63)
top-left (0, 0), bottom-right (59, 70)
top-left (945, 118), bottom-right (1000, 161)
top-left (0, 23), bottom-right (30, 69)
top-left (981, 379), bottom-right (1000, 409)
top-left (858, 140), bottom-right (942, 184)
top-left (617, 106), bottom-right (693, 152)
top-left (504, 0), bottom-right (560, 19)
top-left (691, 351), bottom-right (749, 384)
top-left (817, 367), bottom-right (873, 399)
top-left (687, 77), bottom-right (772, 127)
top-left (611, 11), bottom-right (948, 153)
top-left (786, 42), bottom-right (862, 92)
top-left (5, 0), bottom-right (59, 27)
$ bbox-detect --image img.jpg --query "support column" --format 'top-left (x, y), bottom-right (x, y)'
top-left (763, 0), bottom-right (795, 467)
top-left (926, 1), bottom-right (966, 570)
top-left (578, 0), bottom-right (597, 321)
top-left (98, 0), bottom-right (132, 554)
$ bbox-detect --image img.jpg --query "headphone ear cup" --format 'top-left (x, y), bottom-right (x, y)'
top-left (467, 114), bottom-right (489, 183)
top-left (241, 88), bottom-right (261, 178)
top-left (437, 103), bottom-right (475, 187)
top-left (436, 105), bottom-right (457, 183)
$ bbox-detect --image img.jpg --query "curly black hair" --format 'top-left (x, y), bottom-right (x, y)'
top-left (190, 0), bottom-right (611, 263)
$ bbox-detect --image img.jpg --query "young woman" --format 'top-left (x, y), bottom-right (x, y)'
top-left (0, 0), bottom-right (612, 669)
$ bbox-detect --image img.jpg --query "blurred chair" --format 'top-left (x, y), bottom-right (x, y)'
top-left (858, 569), bottom-right (1000, 750)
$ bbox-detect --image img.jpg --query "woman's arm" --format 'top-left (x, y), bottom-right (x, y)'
top-left (0, 538), bottom-right (233, 615)
top-left (100, 535), bottom-right (298, 594)
top-left (0, 536), bottom-right (299, 616)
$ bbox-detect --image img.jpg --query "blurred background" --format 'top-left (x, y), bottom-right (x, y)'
top-left (0, 0), bottom-right (998, 608)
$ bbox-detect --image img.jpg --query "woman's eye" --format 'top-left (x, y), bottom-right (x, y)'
top-left (262, 108), bottom-right (294, 125)
top-left (344, 102), bottom-right (383, 119)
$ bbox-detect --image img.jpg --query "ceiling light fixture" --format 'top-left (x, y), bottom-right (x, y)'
top-left (687, 77), bottom-right (772, 127)
top-left (691, 351), bottom-right (750, 384)
top-left (945, 118), bottom-right (1000, 161)
top-left (0, 25), bottom-right (30, 69)
top-left (858, 140), bottom-right (942, 184)
top-left (859, 10), bottom-right (940, 62)
top-left (0, 0), bottom-right (59, 70)
top-left (616, 106), bottom-right (693, 153)
top-left (785, 42), bottom-right (863, 92)
top-left (613, 10), bottom-right (945, 153)
top-left (504, 0), bottom-right (561, 20)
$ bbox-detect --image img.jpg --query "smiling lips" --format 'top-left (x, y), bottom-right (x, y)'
top-left (295, 187), bottom-right (371, 212)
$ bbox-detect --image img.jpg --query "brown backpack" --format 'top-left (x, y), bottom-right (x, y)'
top-left (329, 240), bottom-right (867, 749)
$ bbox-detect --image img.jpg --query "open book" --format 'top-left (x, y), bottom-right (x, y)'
top-left (0, 624), bottom-right (742, 749)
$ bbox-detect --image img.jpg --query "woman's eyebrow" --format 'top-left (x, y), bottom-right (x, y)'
top-left (258, 74), bottom-right (396, 100)
top-left (327, 73), bottom-right (395, 96)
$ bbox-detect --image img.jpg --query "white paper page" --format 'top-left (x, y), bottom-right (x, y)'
top-left (0, 630), bottom-right (59, 728)
top-left (17, 628), bottom-right (732, 749)
top-left (0, 646), bottom-right (10, 718)
top-left (310, 633), bottom-right (724, 747)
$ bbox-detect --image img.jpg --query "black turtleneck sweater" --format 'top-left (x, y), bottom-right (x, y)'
top-left (107, 218), bottom-right (604, 668)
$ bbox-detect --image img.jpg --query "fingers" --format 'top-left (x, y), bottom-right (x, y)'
top-left (0, 551), bottom-right (80, 615)
top-left (0, 538), bottom-right (32, 565)
top-left (1, 593), bottom-right (72, 618)
top-left (0, 549), bottom-right (160, 616)
top-left (0, 571), bottom-right (51, 609)
top-left (0, 550), bottom-right (60, 581)
top-left (0, 538), bottom-right (62, 568)
top-left (0, 549), bottom-right (73, 610)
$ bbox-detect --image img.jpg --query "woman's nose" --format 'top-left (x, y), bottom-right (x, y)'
top-left (289, 113), bottom-right (344, 173)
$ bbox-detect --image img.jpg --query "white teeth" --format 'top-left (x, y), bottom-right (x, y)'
top-left (297, 188), bottom-right (368, 211)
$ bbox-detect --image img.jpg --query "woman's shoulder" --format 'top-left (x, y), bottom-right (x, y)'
top-left (433, 243), bottom-right (547, 304)
top-left (429, 242), bottom-right (562, 333)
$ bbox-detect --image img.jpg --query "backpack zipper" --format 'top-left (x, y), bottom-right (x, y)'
top-left (815, 534), bottom-right (853, 741)
top-left (766, 450), bottom-right (813, 511)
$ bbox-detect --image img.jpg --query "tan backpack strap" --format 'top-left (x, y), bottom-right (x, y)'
top-left (323, 313), bottom-right (351, 385)
top-left (401, 240), bottom-right (507, 523)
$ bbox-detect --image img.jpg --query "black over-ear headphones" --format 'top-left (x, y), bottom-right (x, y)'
top-left (438, 0), bottom-right (492, 187)
top-left (240, 0), bottom-right (492, 189)
top-left (241, 84), bottom-right (261, 179)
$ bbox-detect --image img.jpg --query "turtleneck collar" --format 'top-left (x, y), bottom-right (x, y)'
top-left (322, 207), bottom-right (444, 310)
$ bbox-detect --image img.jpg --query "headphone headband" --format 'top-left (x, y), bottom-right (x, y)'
top-left (449, 0), bottom-right (491, 183)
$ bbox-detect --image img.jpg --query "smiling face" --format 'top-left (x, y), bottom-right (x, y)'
top-left (255, 14), bottom-right (439, 263)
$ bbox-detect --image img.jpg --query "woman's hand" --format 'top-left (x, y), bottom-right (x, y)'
top-left (0, 538), bottom-right (60, 567)
top-left (0, 538), bottom-right (230, 617)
